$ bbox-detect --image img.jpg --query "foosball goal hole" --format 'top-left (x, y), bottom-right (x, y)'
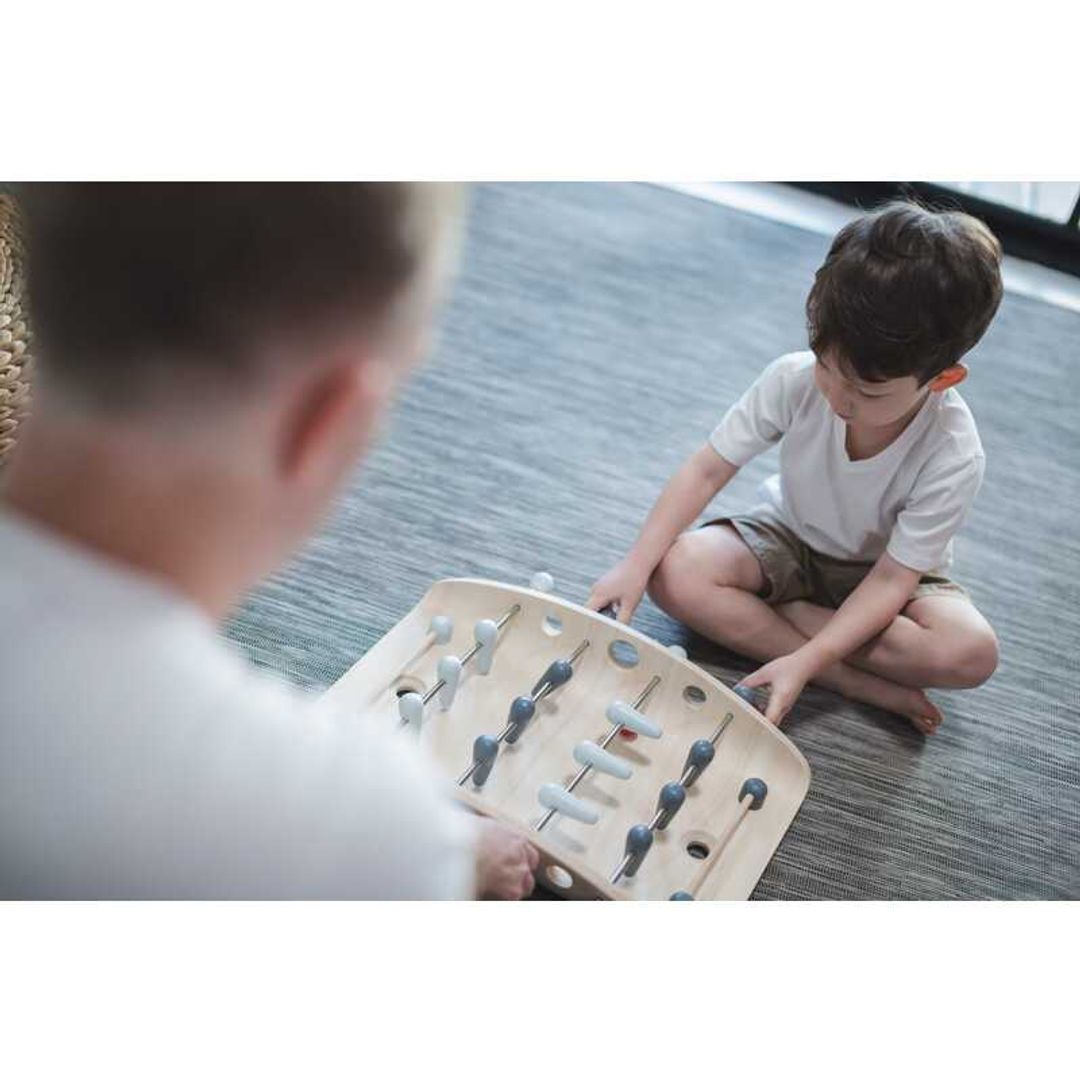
top-left (545, 864), bottom-right (574, 890)
top-left (608, 639), bottom-right (640, 669)
top-left (682, 685), bottom-right (707, 707)
top-left (542, 614), bottom-right (564, 637)
top-left (394, 680), bottom-right (424, 698)
top-left (686, 841), bottom-right (711, 860)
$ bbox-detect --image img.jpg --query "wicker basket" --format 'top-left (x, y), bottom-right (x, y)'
top-left (0, 193), bottom-right (33, 468)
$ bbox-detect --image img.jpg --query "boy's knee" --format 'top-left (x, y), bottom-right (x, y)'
top-left (960, 630), bottom-right (1000, 687)
top-left (647, 535), bottom-right (701, 618)
top-left (932, 627), bottom-right (999, 688)
top-left (648, 529), bottom-right (754, 620)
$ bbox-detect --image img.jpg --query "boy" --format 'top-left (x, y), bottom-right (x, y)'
top-left (589, 201), bottom-right (1001, 733)
top-left (1, 184), bottom-right (537, 898)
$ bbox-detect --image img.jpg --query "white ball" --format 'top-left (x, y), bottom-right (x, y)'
top-left (530, 571), bottom-right (555, 593)
top-left (667, 644), bottom-right (688, 660)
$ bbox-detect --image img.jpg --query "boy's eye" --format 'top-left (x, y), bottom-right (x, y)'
top-left (817, 355), bottom-right (889, 397)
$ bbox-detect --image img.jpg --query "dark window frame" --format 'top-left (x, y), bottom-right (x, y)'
top-left (789, 182), bottom-right (1080, 279)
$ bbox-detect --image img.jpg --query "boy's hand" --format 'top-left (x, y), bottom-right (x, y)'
top-left (740, 652), bottom-right (815, 725)
top-left (586, 557), bottom-right (651, 625)
top-left (474, 818), bottom-right (539, 900)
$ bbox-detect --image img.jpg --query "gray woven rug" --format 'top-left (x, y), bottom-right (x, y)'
top-left (226, 183), bottom-right (1080, 899)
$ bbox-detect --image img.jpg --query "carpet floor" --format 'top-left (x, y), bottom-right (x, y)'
top-left (227, 183), bottom-right (1080, 899)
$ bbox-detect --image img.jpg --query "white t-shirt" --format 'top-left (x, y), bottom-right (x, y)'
top-left (0, 508), bottom-right (475, 899)
top-left (709, 351), bottom-right (985, 575)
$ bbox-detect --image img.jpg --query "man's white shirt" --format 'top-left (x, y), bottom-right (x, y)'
top-left (0, 508), bottom-right (474, 899)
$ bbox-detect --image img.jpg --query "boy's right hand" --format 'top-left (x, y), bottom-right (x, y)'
top-left (474, 818), bottom-right (539, 900)
top-left (586, 557), bottom-right (652, 625)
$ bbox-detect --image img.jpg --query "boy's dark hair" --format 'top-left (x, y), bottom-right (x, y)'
top-left (21, 182), bottom-right (452, 412)
top-left (806, 200), bottom-right (1003, 384)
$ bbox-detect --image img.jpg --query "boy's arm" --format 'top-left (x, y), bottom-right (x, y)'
top-left (589, 353), bottom-right (803, 623)
top-left (587, 443), bottom-right (738, 623)
top-left (741, 552), bottom-right (921, 722)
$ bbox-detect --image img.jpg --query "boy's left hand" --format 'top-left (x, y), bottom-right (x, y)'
top-left (740, 653), bottom-right (814, 725)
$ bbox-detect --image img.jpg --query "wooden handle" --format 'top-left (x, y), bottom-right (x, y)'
top-left (688, 797), bottom-right (753, 896)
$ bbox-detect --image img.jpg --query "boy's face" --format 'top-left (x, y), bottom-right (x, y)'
top-left (813, 349), bottom-right (927, 429)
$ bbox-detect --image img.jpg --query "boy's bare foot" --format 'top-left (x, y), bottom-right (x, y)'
top-left (908, 692), bottom-right (944, 735)
top-left (882, 684), bottom-right (944, 735)
top-left (864, 673), bottom-right (941, 734)
top-left (827, 663), bottom-right (944, 735)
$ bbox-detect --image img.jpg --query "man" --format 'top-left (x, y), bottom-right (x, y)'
top-left (0, 184), bottom-right (537, 898)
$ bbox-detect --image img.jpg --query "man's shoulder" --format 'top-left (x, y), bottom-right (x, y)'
top-left (0, 506), bottom-right (313, 738)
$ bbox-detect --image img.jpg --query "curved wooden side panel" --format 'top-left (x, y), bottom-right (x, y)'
top-left (324, 578), bottom-right (811, 900)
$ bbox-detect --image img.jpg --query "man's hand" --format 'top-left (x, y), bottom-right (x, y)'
top-left (474, 818), bottom-right (539, 900)
top-left (586, 556), bottom-right (651, 625)
top-left (739, 652), bottom-right (815, 725)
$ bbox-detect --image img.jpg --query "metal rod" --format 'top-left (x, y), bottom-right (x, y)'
top-left (613, 806), bottom-right (667, 884)
top-left (459, 633), bottom-right (587, 788)
top-left (710, 713), bottom-right (734, 745)
top-left (600, 675), bottom-right (662, 750)
top-left (531, 638), bottom-right (591, 702)
top-left (568, 638), bottom-right (590, 664)
top-left (535, 674), bottom-right (662, 832)
top-left (457, 715), bottom-right (517, 785)
top-left (610, 703), bottom-right (733, 885)
top-left (677, 713), bottom-right (734, 786)
top-left (532, 682), bottom-right (554, 705)
top-left (406, 604), bottom-right (522, 717)
top-left (454, 603), bottom-right (523, 671)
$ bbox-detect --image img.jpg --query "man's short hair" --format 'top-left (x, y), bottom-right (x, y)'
top-left (22, 183), bottom-right (456, 412)
top-left (806, 200), bottom-right (1003, 384)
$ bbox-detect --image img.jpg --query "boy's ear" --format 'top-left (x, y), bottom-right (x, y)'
top-left (928, 363), bottom-right (968, 392)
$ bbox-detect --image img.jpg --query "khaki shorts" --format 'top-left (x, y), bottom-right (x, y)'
top-left (705, 506), bottom-right (969, 609)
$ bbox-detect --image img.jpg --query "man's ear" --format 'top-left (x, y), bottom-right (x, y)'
top-left (281, 360), bottom-right (389, 483)
top-left (928, 364), bottom-right (968, 392)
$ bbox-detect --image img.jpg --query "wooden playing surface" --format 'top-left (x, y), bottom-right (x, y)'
top-left (323, 578), bottom-right (811, 900)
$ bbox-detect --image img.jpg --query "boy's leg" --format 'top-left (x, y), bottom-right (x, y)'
top-left (647, 526), bottom-right (943, 732)
top-left (777, 595), bottom-right (998, 690)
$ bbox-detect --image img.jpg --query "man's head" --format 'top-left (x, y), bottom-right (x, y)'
top-left (14, 183), bottom-right (461, 603)
top-left (806, 200), bottom-right (1002, 428)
